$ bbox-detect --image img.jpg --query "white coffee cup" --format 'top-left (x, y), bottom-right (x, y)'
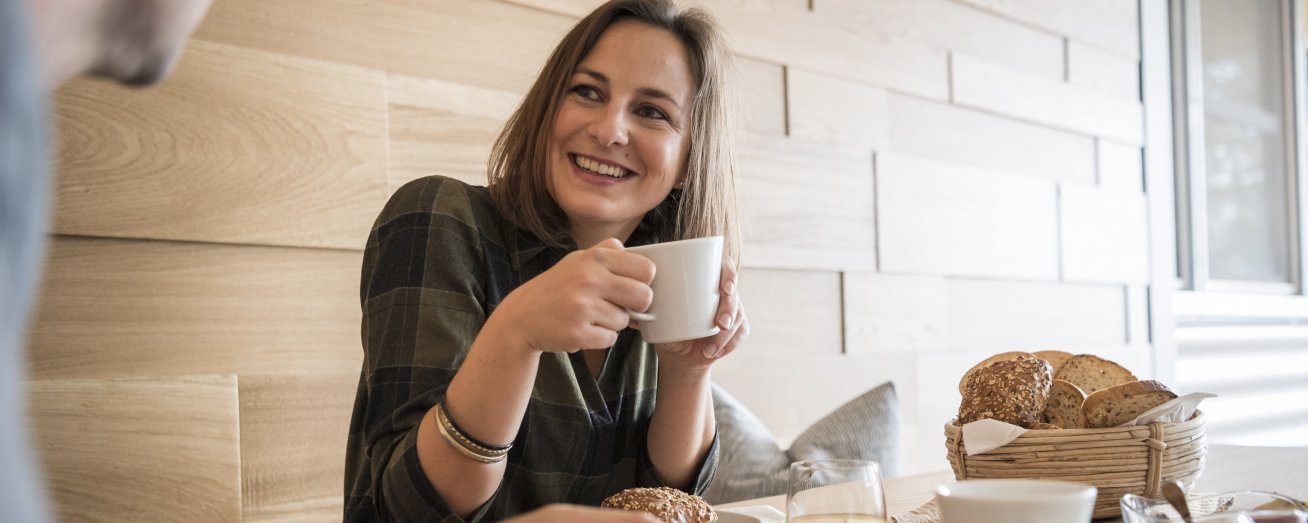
top-left (935, 479), bottom-right (1096, 523)
top-left (625, 235), bottom-right (723, 344)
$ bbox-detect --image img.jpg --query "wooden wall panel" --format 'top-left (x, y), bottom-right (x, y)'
top-left (1060, 184), bottom-right (1150, 284)
top-left (195, 0), bottom-right (574, 94)
top-left (943, 279), bottom-right (1128, 350)
top-left (240, 373), bottom-right (357, 521)
top-left (30, 376), bottom-right (241, 522)
top-left (28, 237), bottom-right (362, 379)
top-left (954, 0), bottom-right (1140, 59)
top-left (736, 57), bottom-right (787, 137)
top-left (786, 68), bottom-right (889, 149)
top-left (877, 154), bottom-right (1059, 280)
top-left (1068, 40), bottom-right (1141, 101)
top-left (739, 135), bottom-right (875, 271)
top-left (52, 39), bottom-right (387, 250)
top-left (387, 74), bottom-right (518, 191)
top-left (843, 272), bottom-right (947, 355)
top-left (886, 93), bottom-right (1096, 184)
top-left (951, 53), bottom-right (1145, 145)
top-left (1097, 140), bottom-right (1144, 192)
top-left (814, 0), bottom-right (1065, 79)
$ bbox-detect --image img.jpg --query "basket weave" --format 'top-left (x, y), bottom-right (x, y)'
top-left (944, 411), bottom-right (1207, 519)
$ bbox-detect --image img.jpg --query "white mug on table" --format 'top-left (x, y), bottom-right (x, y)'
top-left (625, 235), bottom-right (723, 344)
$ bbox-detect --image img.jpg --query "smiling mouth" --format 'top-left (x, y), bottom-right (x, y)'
top-left (572, 154), bottom-right (633, 179)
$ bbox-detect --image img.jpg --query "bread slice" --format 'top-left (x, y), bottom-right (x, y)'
top-left (1082, 379), bottom-right (1177, 428)
top-left (958, 351), bottom-right (1036, 394)
top-left (1054, 354), bottom-right (1138, 395)
top-left (1041, 379), bottom-right (1088, 429)
top-left (957, 356), bottom-right (1053, 428)
top-left (1033, 349), bottom-right (1075, 374)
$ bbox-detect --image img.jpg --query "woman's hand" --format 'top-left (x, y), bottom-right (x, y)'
top-left (652, 256), bottom-right (748, 372)
top-left (502, 504), bottom-right (660, 523)
top-left (490, 238), bottom-right (655, 355)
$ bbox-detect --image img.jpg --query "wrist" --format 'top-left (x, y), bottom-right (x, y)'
top-left (477, 309), bottom-right (542, 359)
top-left (657, 357), bottom-right (711, 386)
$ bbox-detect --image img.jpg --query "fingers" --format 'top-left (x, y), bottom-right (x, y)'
top-left (588, 239), bottom-right (656, 284)
top-left (704, 300), bottom-right (747, 359)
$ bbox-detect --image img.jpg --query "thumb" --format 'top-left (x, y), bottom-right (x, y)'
top-left (594, 237), bottom-right (625, 251)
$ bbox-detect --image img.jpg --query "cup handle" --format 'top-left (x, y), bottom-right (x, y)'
top-left (627, 310), bottom-right (655, 322)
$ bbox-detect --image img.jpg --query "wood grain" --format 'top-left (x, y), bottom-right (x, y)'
top-left (28, 236), bottom-right (363, 379)
top-left (843, 272), bottom-right (947, 355)
top-left (876, 153), bottom-right (1059, 280)
top-left (955, 0), bottom-right (1140, 59)
top-left (736, 57), bottom-right (787, 137)
top-left (943, 279), bottom-right (1129, 350)
top-left (195, 0), bottom-right (574, 93)
top-left (29, 376), bottom-right (241, 522)
top-left (240, 373), bottom-right (357, 520)
top-left (387, 73), bottom-right (519, 191)
top-left (951, 52), bottom-right (1145, 145)
top-left (886, 93), bottom-right (1096, 184)
top-left (52, 39), bottom-right (388, 249)
top-left (1060, 184), bottom-right (1150, 284)
top-left (786, 67), bottom-right (889, 148)
top-left (738, 134), bottom-right (875, 271)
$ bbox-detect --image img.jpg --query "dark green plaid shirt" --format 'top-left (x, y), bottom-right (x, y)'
top-left (344, 175), bottom-right (718, 522)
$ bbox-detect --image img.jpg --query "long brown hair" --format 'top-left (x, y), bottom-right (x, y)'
top-left (487, 0), bottom-right (741, 261)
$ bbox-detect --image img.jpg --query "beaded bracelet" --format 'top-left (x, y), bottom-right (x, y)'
top-left (433, 401), bottom-right (512, 464)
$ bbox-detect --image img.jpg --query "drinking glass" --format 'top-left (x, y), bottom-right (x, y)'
top-left (786, 459), bottom-right (887, 523)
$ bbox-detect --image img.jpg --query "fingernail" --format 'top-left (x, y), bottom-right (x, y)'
top-left (701, 343), bottom-right (717, 358)
top-left (724, 279), bottom-right (736, 295)
top-left (718, 313), bottom-right (732, 330)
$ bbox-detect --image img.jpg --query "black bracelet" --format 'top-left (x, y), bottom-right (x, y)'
top-left (439, 401), bottom-right (512, 453)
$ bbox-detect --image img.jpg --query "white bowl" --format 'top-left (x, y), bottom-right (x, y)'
top-left (935, 479), bottom-right (1097, 523)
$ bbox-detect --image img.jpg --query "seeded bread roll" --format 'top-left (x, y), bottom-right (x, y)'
top-left (1082, 379), bottom-right (1177, 428)
top-left (1054, 354), bottom-right (1138, 395)
top-left (957, 356), bottom-right (1053, 428)
top-left (601, 487), bottom-right (716, 523)
top-left (957, 351), bottom-right (1036, 394)
top-left (1042, 379), bottom-right (1089, 429)
top-left (1033, 349), bottom-right (1075, 375)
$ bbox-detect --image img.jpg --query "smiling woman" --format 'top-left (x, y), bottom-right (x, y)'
top-left (342, 1), bottom-right (746, 522)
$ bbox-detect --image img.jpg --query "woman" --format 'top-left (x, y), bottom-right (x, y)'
top-left (344, 0), bottom-right (746, 520)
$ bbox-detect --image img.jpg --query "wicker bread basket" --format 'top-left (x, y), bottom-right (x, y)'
top-left (944, 411), bottom-right (1207, 519)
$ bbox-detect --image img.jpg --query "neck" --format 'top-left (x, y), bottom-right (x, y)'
top-left (571, 220), bottom-right (641, 249)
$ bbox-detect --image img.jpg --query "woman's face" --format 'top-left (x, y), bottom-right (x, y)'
top-left (547, 19), bottom-right (695, 246)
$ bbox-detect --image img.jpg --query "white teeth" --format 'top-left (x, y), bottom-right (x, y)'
top-left (574, 155), bottom-right (628, 178)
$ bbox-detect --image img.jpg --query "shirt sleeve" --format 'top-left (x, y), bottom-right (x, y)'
top-left (350, 176), bottom-right (492, 522)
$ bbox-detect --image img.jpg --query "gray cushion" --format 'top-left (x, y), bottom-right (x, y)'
top-left (704, 382), bottom-right (901, 505)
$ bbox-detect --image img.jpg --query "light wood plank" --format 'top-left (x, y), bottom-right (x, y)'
top-left (786, 67), bottom-right (889, 148)
top-left (886, 93), bottom-right (1096, 184)
top-left (943, 279), bottom-right (1129, 350)
top-left (954, 0), bottom-right (1139, 60)
top-left (1059, 184), bottom-right (1150, 284)
top-left (387, 74), bottom-right (519, 191)
top-left (1068, 40), bottom-right (1140, 101)
top-left (951, 52), bottom-right (1145, 145)
top-left (1097, 139), bottom-right (1143, 192)
top-left (876, 153), bottom-right (1059, 280)
top-left (30, 376), bottom-right (241, 522)
top-left (52, 39), bottom-right (387, 249)
top-left (28, 236), bottom-right (362, 379)
top-left (814, 0), bottom-right (1064, 79)
top-left (195, 0), bottom-right (574, 93)
top-left (241, 373), bottom-right (356, 520)
top-left (843, 272), bottom-right (947, 355)
top-left (736, 57), bottom-right (787, 137)
top-left (1127, 285), bottom-right (1149, 347)
top-left (739, 135), bottom-right (875, 271)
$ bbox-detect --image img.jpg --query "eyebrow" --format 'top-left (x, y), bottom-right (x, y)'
top-left (575, 67), bottom-right (684, 111)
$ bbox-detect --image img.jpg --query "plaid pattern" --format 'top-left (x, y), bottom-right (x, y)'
top-left (344, 176), bottom-right (718, 522)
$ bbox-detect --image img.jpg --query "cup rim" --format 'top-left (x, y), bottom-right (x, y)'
top-left (625, 235), bottom-right (723, 253)
top-left (936, 479), bottom-right (1097, 503)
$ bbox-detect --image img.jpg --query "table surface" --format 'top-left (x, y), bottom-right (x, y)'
top-left (717, 445), bottom-right (1308, 517)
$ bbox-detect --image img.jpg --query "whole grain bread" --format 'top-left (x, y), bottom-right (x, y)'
top-left (601, 487), bottom-right (717, 523)
top-left (957, 356), bottom-right (1053, 428)
top-left (958, 351), bottom-right (1036, 394)
top-left (1082, 379), bottom-right (1177, 428)
top-left (1041, 379), bottom-right (1088, 429)
top-left (1033, 349), bottom-right (1075, 374)
top-left (1054, 354), bottom-right (1138, 395)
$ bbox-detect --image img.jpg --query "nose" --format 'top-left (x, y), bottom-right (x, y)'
top-left (588, 105), bottom-right (629, 147)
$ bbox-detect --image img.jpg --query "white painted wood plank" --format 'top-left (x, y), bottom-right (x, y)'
top-left (787, 67), bottom-right (889, 148)
top-left (951, 52), bottom-right (1145, 144)
top-left (814, 0), bottom-right (1065, 79)
top-left (1127, 285), bottom-right (1150, 347)
top-left (876, 153), bottom-right (1059, 280)
top-left (944, 279), bottom-right (1128, 351)
top-left (1097, 139), bottom-right (1143, 192)
top-left (954, 0), bottom-right (1139, 60)
top-left (1068, 40), bottom-right (1140, 101)
top-left (1060, 184), bottom-right (1150, 284)
top-left (739, 135), bottom-right (875, 271)
top-left (843, 272), bottom-right (947, 355)
top-left (737, 57), bottom-right (787, 137)
top-left (886, 93), bottom-right (1096, 184)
